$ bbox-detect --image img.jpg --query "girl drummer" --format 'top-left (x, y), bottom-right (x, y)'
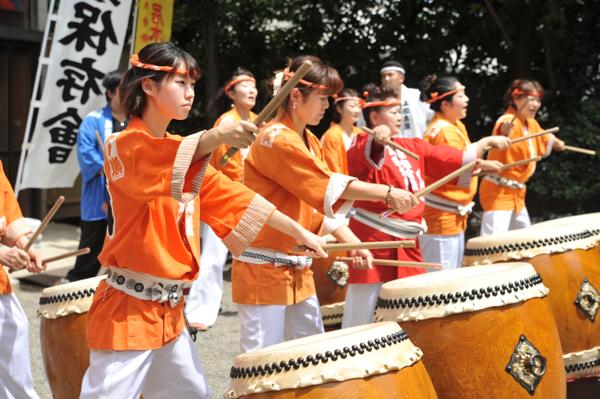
top-left (234, 56), bottom-right (421, 352)
top-left (419, 75), bottom-right (510, 269)
top-left (185, 67), bottom-right (258, 331)
top-left (79, 42), bottom-right (327, 398)
top-left (343, 83), bottom-right (505, 327)
top-left (479, 79), bottom-right (564, 235)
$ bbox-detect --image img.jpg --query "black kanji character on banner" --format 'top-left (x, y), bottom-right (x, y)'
top-left (42, 107), bottom-right (82, 163)
top-left (56, 58), bottom-right (105, 104)
top-left (58, 2), bottom-right (117, 56)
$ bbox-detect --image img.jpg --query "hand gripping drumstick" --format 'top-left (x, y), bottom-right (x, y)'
top-left (24, 196), bottom-right (65, 252)
top-left (381, 160), bottom-right (477, 218)
top-left (361, 126), bottom-right (420, 160)
top-left (563, 145), bottom-right (596, 156)
top-left (42, 247), bottom-right (90, 265)
top-left (292, 240), bottom-right (416, 253)
top-left (335, 256), bottom-right (442, 270)
top-left (218, 61), bottom-right (314, 167)
top-left (473, 156), bottom-right (541, 177)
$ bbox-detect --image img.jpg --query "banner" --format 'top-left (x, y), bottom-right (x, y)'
top-left (133, 0), bottom-right (174, 54)
top-left (16, 0), bottom-right (132, 193)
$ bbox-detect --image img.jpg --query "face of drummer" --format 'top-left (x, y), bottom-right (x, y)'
top-left (370, 97), bottom-right (403, 133)
top-left (337, 98), bottom-right (362, 125)
top-left (143, 64), bottom-right (195, 121)
top-left (381, 70), bottom-right (404, 91)
top-left (294, 88), bottom-right (330, 126)
top-left (441, 82), bottom-right (469, 121)
top-left (514, 94), bottom-right (541, 119)
top-left (227, 78), bottom-right (257, 112)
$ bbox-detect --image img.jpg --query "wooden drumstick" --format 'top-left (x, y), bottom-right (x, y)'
top-left (24, 195), bottom-right (65, 251)
top-left (563, 145), bottom-right (596, 156)
top-left (42, 247), bottom-right (91, 265)
top-left (336, 256), bottom-right (442, 270)
top-left (218, 60), bottom-right (313, 167)
top-left (381, 160), bottom-right (477, 218)
top-left (292, 240), bottom-right (416, 253)
top-left (509, 127), bottom-right (559, 144)
top-left (361, 126), bottom-right (420, 160)
top-left (473, 156), bottom-right (542, 177)
top-left (95, 130), bottom-right (105, 152)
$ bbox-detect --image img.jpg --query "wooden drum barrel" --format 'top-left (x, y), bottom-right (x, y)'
top-left (375, 263), bottom-right (565, 398)
top-left (38, 276), bottom-right (105, 399)
top-left (311, 249), bottom-right (348, 330)
top-left (464, 219), bottom-right (600, 382)
top-left (226, 322), bottom-right (438, 398)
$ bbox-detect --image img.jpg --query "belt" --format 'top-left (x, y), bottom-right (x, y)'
top-left (485, 175), bottom-right (526, 190)
top-left (105, 267), bottom-right (186, 308)
top-left (234, 247), bottom-right (313, 269)
top-left (350, 208), bottom-right (426, 238)
top-left (424, 193), bottom-right (475, 216)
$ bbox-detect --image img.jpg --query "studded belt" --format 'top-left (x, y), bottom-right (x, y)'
top-left (234, 247), bottom-right (313, 269)
top-left (485, 174), bottom-right (526, 190)
top-left (105, 267), bottom-right (186, 308)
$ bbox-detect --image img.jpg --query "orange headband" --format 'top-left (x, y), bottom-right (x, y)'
top-left (362, 99), bottom-right (401, 109)
top-left (283, 67), bottom-right (330, 91)
top-left (333, 95), bottom-right (366, 107)
top-left (511, 88), bottom-right (542, 98)
top-left (224, 76), bottom-right (256, 93)
top-left (130, 54), bottom-right (189, 75)
top-left (426, 85), bottom-right (465, 104)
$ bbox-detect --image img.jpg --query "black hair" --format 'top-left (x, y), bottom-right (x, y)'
top-left (381, 60), bottom-right (405, 71)
top-left (419, 74), bottom-right (460, 112)
top-left (361, 83), bottom-right (399, 128)
top-left (103, 70), bottom-right (124, 102)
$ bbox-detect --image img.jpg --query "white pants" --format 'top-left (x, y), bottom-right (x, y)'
top-left (480, 208), bottom-right (531, 236)
top-left (80, 330), bottom-right (210, 399)
top-left (0, 293), bottom-right (39, 399)
top-left (420, 233), bottom-right (465, 270)
top-left (341, 283), bottom-right (383, 328)
top-left (185, 225), bottom-right (228, 326)
top-left (237, 295), bottom-right (324, 353)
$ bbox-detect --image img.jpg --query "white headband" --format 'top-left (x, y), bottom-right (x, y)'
top-left (380, 66), bottom-right (406, 75)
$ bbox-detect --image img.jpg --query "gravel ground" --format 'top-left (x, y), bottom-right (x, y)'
top-left (14, 269), bottom-right (239, 398)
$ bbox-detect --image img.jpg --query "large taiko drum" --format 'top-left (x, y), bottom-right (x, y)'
top-left (225, 322), bottom-right (438, 398)
top-left (374, 263), bottom-right (566, 398)
top-left (464, 219), bottom-right (600, 384)
top-left (311, 249), bottom-right (349, 330)
top-left (39, 276), bottom-right (105, 399)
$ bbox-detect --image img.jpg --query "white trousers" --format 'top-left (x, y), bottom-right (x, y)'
top-left (237, 295), bottom-right (324, 353)
top-left (80, 330), bottom-right (210, 399)
top-left (480, 208), bottom-right (531, 236)
top-left (341, 283), bottom-right (383, 328)
top-left (0, 293), bottom-right (39, 399)
top-left (420, 233), bottom-right (465, 270)
top-left (185, 225), bottom-right (228, 326)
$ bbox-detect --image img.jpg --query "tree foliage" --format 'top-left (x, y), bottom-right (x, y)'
top-left (170, 0), bottom-right (600, 216)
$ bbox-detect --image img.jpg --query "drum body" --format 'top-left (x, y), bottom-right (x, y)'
top-left (464, 218), bottom-right (600, 381)
top-left (226, 322), bottom-right (438, 399)
top-left (311, 250), bottom-right (348, 330)
top-left (375, 263), bottom-right (565, 398)
top-left (39, 276), bottom-right (105, 399)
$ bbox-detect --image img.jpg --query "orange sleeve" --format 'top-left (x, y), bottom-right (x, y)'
top-left (0, 162), bottom-right (30, 246)
top-left (321, 130), bottom-right (345, 173)
top-left (427, 126), bottom-right (467, 150)
top-left (531, 119), bottom-right (555, 158)
top-left (208, 113), bottom-right (245, 181)
top-left (251, 127), bottom-right (355, 218)
top-left (200, 165), bottom-right (275, 256)
top-left (105, 131), bottom-right (208, 204)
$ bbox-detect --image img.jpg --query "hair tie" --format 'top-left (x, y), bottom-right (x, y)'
top-left (426, 85), bottom-right (465, 104)
top-left (362, 99), bottom-right (401, 109)
top-left (334, 96), bottom-right (366, 107)
top-left (130, 54), bottom-right (188, 75)
top-left (224, 76), bottom-right (255, 93)
top-left (282, 67), bottom-right (330, 91)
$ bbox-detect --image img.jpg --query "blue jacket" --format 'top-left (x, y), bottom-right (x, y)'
top-left (77, 106), bottom-right (113, 221)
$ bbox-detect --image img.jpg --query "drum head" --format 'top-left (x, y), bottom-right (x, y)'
top-left (38, 275), bottom-right (105, 319)
top-left (375, 263), bottom-right (548, 322)
top-left (226, 322), bottom-right (422, 398)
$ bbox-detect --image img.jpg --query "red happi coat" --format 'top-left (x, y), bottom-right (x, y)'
top-left (347, 132), bottom-right (466, 284)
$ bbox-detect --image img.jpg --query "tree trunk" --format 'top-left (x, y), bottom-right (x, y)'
top-left (201, 0), bottom-right (219, 125)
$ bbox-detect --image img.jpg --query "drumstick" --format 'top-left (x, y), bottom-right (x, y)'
top-left (381, 160), bottom-right (477, 218)
top-left (473, 156), bottom-right (541, 177)
top-left (292, 240), bottom-right (416, 252)
top-left (95, 130), bottom-right (105, 152)
top-left (563, 145), bottom-right (596, 156)
top-left (218, 60), bottom-right (313, 167)
top-left (42, 247), bottom-right (91, 264)
top-left (335, 256), bottom-right (442, 271)
top-left (361, 126), bottom-right (420, 160)
top-left (24, 195), bottom-right (65, 251)
top-left (510, 127), bottom-right (559, 144)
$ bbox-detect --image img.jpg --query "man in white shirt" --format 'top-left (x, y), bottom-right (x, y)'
top-left (380, 60), bottom-right (432, 138)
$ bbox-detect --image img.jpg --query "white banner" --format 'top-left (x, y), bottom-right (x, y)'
top-left (16, 0), bottom-right (132, 192)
